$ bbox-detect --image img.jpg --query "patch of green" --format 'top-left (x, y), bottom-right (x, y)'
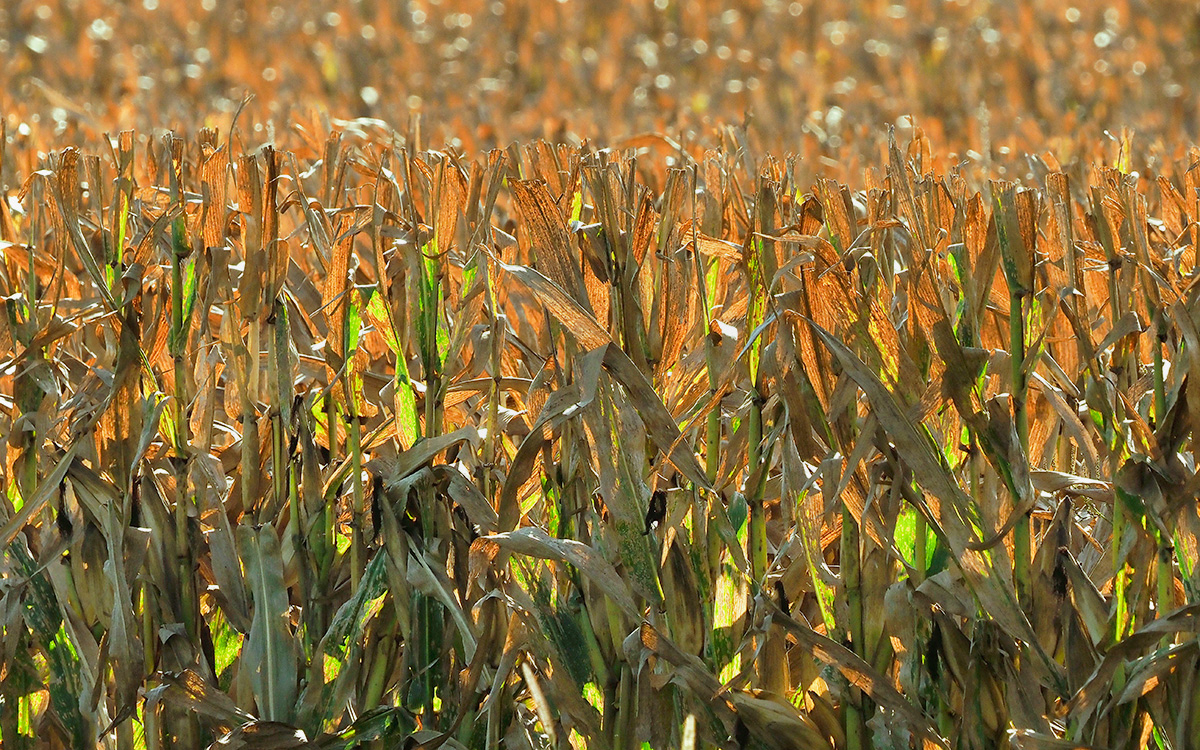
top-left (583, 681), bottom-right (603, 713)
top-left (893, 508), bottom-right (935, 573)
top-left (212, 608), bottom-right (245, 690)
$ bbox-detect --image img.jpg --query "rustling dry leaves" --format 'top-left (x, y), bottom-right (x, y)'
top-left (3, 2), bottom-right (1200, 749)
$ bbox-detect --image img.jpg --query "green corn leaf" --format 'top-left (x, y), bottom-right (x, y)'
top-left (237, 522), bottom-right (298, 723)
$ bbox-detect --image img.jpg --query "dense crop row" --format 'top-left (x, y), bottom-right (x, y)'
top-left (1, 122), bottom-right (1199, 749)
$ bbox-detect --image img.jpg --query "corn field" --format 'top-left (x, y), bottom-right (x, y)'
top-left (1, 119), bottom-right (1200, 750)
top-left (7, 1), bottom-right (1200, 749)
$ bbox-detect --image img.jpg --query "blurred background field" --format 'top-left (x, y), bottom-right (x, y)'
top-left (5, 0), bottom-right (1200, 171)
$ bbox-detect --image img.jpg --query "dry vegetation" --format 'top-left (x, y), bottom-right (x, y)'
top-left (5, 2), bottom-right (1200, 750)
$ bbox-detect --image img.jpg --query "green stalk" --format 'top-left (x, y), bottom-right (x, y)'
top-left (288, 433), bottom-right (312, 628)
top-left (815, 181), bottom-right (867, 747)
top-left (295, 449), bottom-right (325, 696)
top-left (6, 178), bottom-right (43, 750)
top-left (241, 321), bottom-right (260, 517)
top-left (415, 237), bottom-right (443, 446)
top-left (423, 321), bottom-right (443, 442)
top-left (841, 503), bottom-right (865, 750)
top-left (168, 141), bottom-right (197, 645)
top-left (1125, 184), bottom-right (1165, 456)
top-left (994, 183), bottom-right (1032, 604)
top-left (1111, 450), bottom-right (1127, 635)
top-left (1192, 682), bottom-right (1200, 746)
top-left (104, 154), bottom-right (140, 750)
top-left (578, 602), bottom-right (612, 693)
top-left (747, 390), bottom-right (774, 691)
top-left (1095, 185), bottom-right (1132, 713)
top-left (271, 414), bottom-right (286, 512)
top-left (362, 611), bottom-right (397, 710)
top-left (1107, 306), bottom-right (1128, 639)
top-left (483, 260), bottom-right (502, 502)
top-left (745, 176), bottom-right (774, 690)
top-left (349, 406), bottom-right (364, 589)
top-left (704, 399), bottom-right (721, 583)
top-left (166, 136), bottom-right (198, 750)
top-left (747, 393), bottom-right (767, 583)
top-left (613, 665), bottom-right (634, 750)
top-left (702, 370), bottom-right (722, 655)
top-left (326, 381), bottom-right (340, 463)
top-left (322, 389), bottom-right (339, 587)
top-left (142, 581), bottom-right (160, 750)
top-left (1153, 312), bottom-right (1172, 629)
top-left (603, 677), bottom-right (618, 750)
top-left (1009, 288), bottom-right (1031, 605)
top-left (693, 163), bottom-right (723, 651)
top-left (1157, 533), bottom-right (1173, 619)
top-left (1153, 312), bottom-right (1167, 426)
top-left (418, 592), bottom-right (436, 719)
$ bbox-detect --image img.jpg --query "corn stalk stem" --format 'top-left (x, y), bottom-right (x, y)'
top-left (841, 506), bottom-right (865, 750)
top-left (1010, 291), bottom-right (1031, 604)
top-left (1153, 313), bottom-right (1172, 626)
top-left (1108, 261), bottom-right (1130, 642)
top-left (702, 240), bottom-right (722, 649)
top-left (242, 320), bottom-right (261, 523)
top-left (322, 389), bottom-right (339, 591)
top-left (350, 410), bottom-right (364, 591)
top-left (704, 402), bottom-right (721, 573)
top-left (614, 664), bottom-right (634, 750)
top-left (483, 305), bottom-right (502, 502)
top-left (170, 211), bottom-right (197, 644)
top-left (168, 141), bottom-right (199, 747)
top-left (362, 613), bottom-right (398, 710)
top-left (748, 393), bottom-right (766, 583)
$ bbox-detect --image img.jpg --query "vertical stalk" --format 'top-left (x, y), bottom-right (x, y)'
top-left (1152, 312), bottom-right (1167, 425)
top-left (703, 354), bottom-right (722, 631)
top-left (1105, 279), bottom-right (1128, 641)
top-left (166, 135), bottom-right (199, 750)
top-left (603, 677), bottom-right (618, 750)
top-left (483, 266), bottom-right (503, 503)
top-left (695, 161), bottom-right (723, 647)
top-left (361, 611), bottom-right (397, 709)
top-left (167, 137), bottom-right (197, 645)
top-left (423, 286), bottom-right (443, 443)
top-left (614, 665), bottom-right (634, 750)
top-left (7, 174), bottom-right (45, 750)
top-left (704, 395), bottom-right (721, 576)
top-left (349, 406), bottom-right (364, 589)
top-left (747, 393), bottom-right (767, 583)
top-left (287, 422), bottom-right (311, 633)
top-left (1111, 449), bottom-right (1127, 634)
top-left (106, 130), bottom-right (141, 750)
top-left (745, 174), bottom-right (775, 690)
top-left (271, 304), bottom-right (290, 522)
top-left (995, 182), bottom-right (1031, 605)
top-left (1094, 182), bottom-right (1133, 711)
top-left (817, 177), bottom-right (867, 747)
top-left (142, 577), bottom-right (160, 750)
top-left (841, 499), bottom-right (865, 750)
top-left (322, 389), bottom-right (339, 584)
top-left (1009, 288), bottom-right (1031, 604)
top-left (1153, 311), bottom-right (1172, 629)
top-left (241, 321), bottom-right (260, 517)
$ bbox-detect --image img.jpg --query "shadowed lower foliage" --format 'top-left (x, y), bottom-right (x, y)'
top-left (2, 123), bottom-right (1200, 750)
